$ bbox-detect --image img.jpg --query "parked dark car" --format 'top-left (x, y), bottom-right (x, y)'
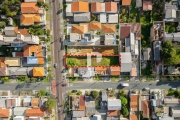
top-left (72, 90), bottom-right (77, 93)
top-left (0, 80), bottom-right (4, 84)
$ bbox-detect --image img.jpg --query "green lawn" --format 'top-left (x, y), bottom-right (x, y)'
top-left (66, 56), bottom-right (119, 66)
top-left (46, 13), bottom-right (50, 21)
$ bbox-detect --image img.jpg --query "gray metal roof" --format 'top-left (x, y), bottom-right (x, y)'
top-left (72, 111), bottom-right (85, 118)
top-left (120, 52), bottom-right (132, 72)
top-left (78, 67), bottom-right (95, 78)
top-left (74, 13), bottom-right (90, 22)
top-left (153, 41), bottom-right (161, 61)
top-left (172, 107), bottom-right (180, 117)
top-left (165, 32), bottom-right (180, 42)
top-left (108, 14), bottom-right (118, 23)
top-left (136, 0), bottom-right (142, 7)
top-left (104, 34), bottom-right (115, 45)
top-left (107, 99), bottom-right (121, 110)
top-left (165, 9), bottom-right (176, 19)
top-left (150, 99), bottom-right (156, 106)
top-left (14, 107), bottom-right (27, 116)
top-left (125, 38), bottom-right (130, 52)
top-left (4, 27), bottom-right (16, 36)
top-left (143, 48), bottom-right (151, 60)
top-left (0, 98), bottom-right (6, 108)
top-left (101, 90), bottom-right (107, 101)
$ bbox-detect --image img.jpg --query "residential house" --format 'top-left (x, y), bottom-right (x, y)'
top-left (164, 97), bottom-right (179, 107)
top-left (120, 52), bottom-right (132, 73)
top-left (0, 108), bottom-right (11, 119)
top-left (130, 94), bottom-right (138, 111)
top-left (74, 13), bottom-right (91, 22)
top-left (110, 66), bottom-right (120, 76)
top-left (105, 2), bottom-right (117, 13)
top-left (0, 98), bottom-right (7, 108)
top-left (171, 107), bottom-right (180, 118)
top-left (21, 2), bottom-right (45, 26)
top-left (104, 34), bottom-right (116, 45)
top-left (72, 95), bottom-right (85, 111)
top-left (33, 67), bottom-right (45, 77)
top-left (14, 107), bottom-right (27, 116)
top-left (0, 67), bottom-right (8, 76)
top-left (153, 41), bottom-right (161, 61)
top-left (85, 96), bottom-right (96, 116)
top-left (165, 9), bottom-right (176, 20)
top-left (6, 98), bottom-right (17, 108)
top-left (23, 45), bottom-right (45, 66)
top-left (141, 100), bottom-right (150, 118)
top-left (122, 0), bottom-right (132, 6)
top-left (107, 99), bottom-right (121, 117)
top-left (164, 2), bottom-right (179, 21)
top-left (101, 24), bottom-right (116, 34)
top-left (26, 108), bottom-right (45, 118)
top-left (91, 2), bottom-right (103, 13)
top-left (66, 3), bottom-right (73, 17)
top-left (3, 26), bottom-right (39, 45)
top-left (143, 0), bottom-right (152, 11)
top-left (71, 2), bottom-right (89, 13)
top-left (130, 113), bottom-right (138, 120)
top-left (142, 48), bottom-right (151, 61)
top-left (120, 25), bottom-right (130, 39)
top-left (89, 22), bottom-right (101, 31)
top-left (95, 67), bottom-right (108, 75)
top-left (101, 90), bottom-right (107, 101)
top-left (136, 0), bottom-right (142, 8)
top-left (13, 116), bottom-right (25, 120)
top-left (24, 0), bottom-right (38, 2)
top-left (72, 111), bottom-right (85, 118)
top-left (4, 57), bottom-right (21, 67)
top-left (31, 98), bottom-right (39, 107)
top-left (23, 97), bottom-right (32, 107)
top-left (108, 14), bottom-right (118, 23)
top-left (77, 67), bottom-right (95, 78)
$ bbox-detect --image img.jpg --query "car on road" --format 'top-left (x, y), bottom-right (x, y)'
top-left (54, 63), bottom-right (57, 68)
top-left (0, 80), bottom-right (4, 84)
top-left (107, 88), bottom-right (112, 91)
top-left (170, 88), bottom-right (177, 90)
top-left (72, 90), bottom-right (77, 93)
top-left (143, 87), bottom-right (150, 90)
top-left (61, 83), bottom-right (67, 87)
top-left (120, 83), bottom-right (129, 86)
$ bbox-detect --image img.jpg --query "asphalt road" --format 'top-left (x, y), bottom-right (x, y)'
top-left (0, 83), bottom-right (50, 90)
top-left (66, 81), bottom-right (180, 90)
top-left (52, 0), bottom-right (64, 119)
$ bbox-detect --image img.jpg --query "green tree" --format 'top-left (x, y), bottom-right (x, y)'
top-left (1, 77), bottom-right (9, 82)
top-left (63, 4), bottom-right (67, 11)
top-left (119, 96), bottom-right (127, 105)
top-left (85, 91), bottom-right (90, 96)
top-left (45, 97), bottom-right (56, 110)
top-left (169, 26), bottom-right (176, 33)
top-left (121, 105), bottom-right (129, 116)
top-left (91, 91), bottom-right (99, 99)
top-left (37, 2), bottom-right (43, 7)
top-left (76, 91), bottom-right (82, 95)
top-left (38, 90), bottom-right (48, 97)
top-left (169, 76), bottom-right (174, 81)
top-left (119, 90), bottom-right (126, 96)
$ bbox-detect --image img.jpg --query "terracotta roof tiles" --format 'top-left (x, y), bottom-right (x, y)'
top-left (71, 2), bottom-right (89, 12)
top-left (102, 24), bottom-right (116, 33)
top-left (110, 67), bottom-right (120, 76)
top-left (23, 45), bottom-right (43, 57)
top-left (71, 25), bottom-right (85, 34)
top-left (122, 0), bottom-right (132, 6)
top-left (33, 67), bottom-right (44, 77)
top-left (120, 26), bottom-right (131, 38)
top-left (26, 108), bottom-right (44, 116)
top-left (21, 2), bottom-right (39, 13)
top-left (19, 29), bottom-right (30, 36)
top-left (21, 14), bottom-right (40, 25)
top-left (89, 22), bottom-right (101, 30)
top-left (130, 113), bottom-right (138, 120)
top-left (143, 0), bottom-right (152, 11)
top-left (91, 2), bottom-right (101, 12)
top-left (105, 2), bottom-right (117, 13)
top-left (31, 98), bottom-right (39, 107)
top-left (0, 108), bottom-right (10, 118)
top-left (0, 57), bottom-right (6, 67)
top-left (141, 100), bottom-right (150, 118)
top-left (108, 110), bottom-right (120, 116)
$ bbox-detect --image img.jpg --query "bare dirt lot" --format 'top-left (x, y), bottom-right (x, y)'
top-left (67, 46), bottom-right (118, 55)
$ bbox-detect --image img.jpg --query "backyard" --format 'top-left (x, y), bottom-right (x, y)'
top-left (66, 56), bottom-right (120, 66)
top-left (67, 46), bottom-right (118, 55)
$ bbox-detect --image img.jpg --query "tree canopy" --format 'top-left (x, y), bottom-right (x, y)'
top-left (162, 41), bottom-right (180, 65)
top-left (45, 97), bottom-right (56, 110)
top-left (119, 96), bottom-right (127, 105)
top-left (91, 91), bottom-right (99, 99)
top-left (121, 105), bottom-right (129, 116)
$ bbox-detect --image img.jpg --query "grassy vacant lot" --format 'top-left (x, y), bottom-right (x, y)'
top-left (66, 56), bottom-right (119, 66)
top-left (67, 46), bottom-right (119, 55)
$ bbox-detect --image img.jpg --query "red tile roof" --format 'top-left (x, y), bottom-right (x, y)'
top-left (122, 0), bottom-right (132, 5)
top-left (141, 100), bottom-right (150, 118)
top-left (26, 108), bottom-right (44, 116)
top-left (91, 2), bottom-right (102, 12)
top-left (71, 2), bottom-right (89, 12)
top-left (105, 2), bottom-right (117, 13)
top-left (21, 2), bottom-right (39, 13)
top-left (0, 108), bottom-right (10, 118)
top-left (108, 110), bottom-right (120, 116)
top-left (131, 95), bottom-right (138, 111)
top-left (143, 0), bottom-right (152, 11)
top-left (79, 96), bottom-right (85, 110)
top-left (120, 26), bottom-right (131, 38)
top-left (51, 80), bottom-right (56, 95)
top-left (130, 113), bottom-right (138, 120)
top-left (110, 67), bottom-right (120, 76)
